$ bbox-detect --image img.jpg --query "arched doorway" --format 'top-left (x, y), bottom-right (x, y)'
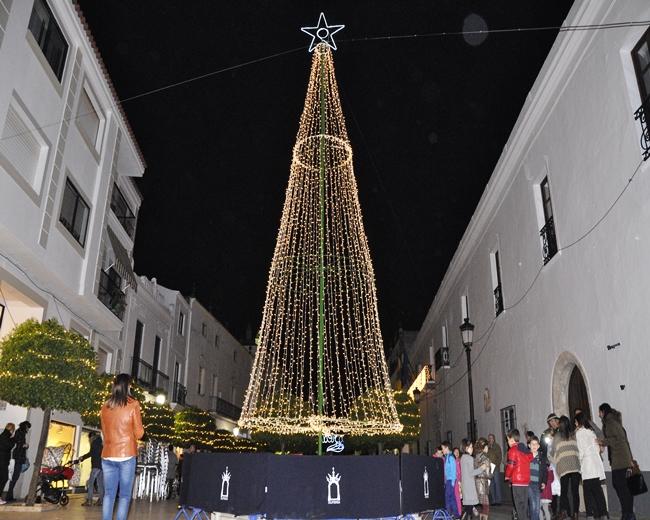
top-left (552, 352), bottom-right (592, 420)
top-left (568, 365), bottom-right (590, 421)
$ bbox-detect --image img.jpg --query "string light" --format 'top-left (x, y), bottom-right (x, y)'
top-left (239, 43), bottom-right (401, 436)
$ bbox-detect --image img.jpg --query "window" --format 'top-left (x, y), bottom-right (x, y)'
top-left (461, 295), bottom-right (469, 321)
top-left (539, 177), bottom-right (558, 264)
top-left (0, 303), bottom-right (5, 329)
top-left (198, 367), bottom-right (205, 395)
top-left (632, 27), bottom-right (650, 103)
top-left (27, 0), bottom-right (68, 81)
top-left (233, 349), bottom-right (237, 363)
top-left (77, 88), bottom-right (102, 151)
top-left (500, 405), bottom-right (517, 452)
top-left (0, 102), bottom-right (48, 194)
top-left (211, 375), bottom-right (218, 397)
top-left (201, 323), bottom-right (207, 337)
top-left (490, 250), bottom-right (504, 316)
top-left (178, 312), bottom-right (185, 336)
top-left (59, 178), bottom-right (89, 246)
top-left (110, 184), bottom-right (136, 238)
top-left (96, 347), bottom-right (109, 375)
top-left (214, 333), bottom-right (219, 348)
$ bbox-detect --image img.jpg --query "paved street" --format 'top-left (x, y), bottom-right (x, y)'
top-left (0, 499), bottom-right (645, 520)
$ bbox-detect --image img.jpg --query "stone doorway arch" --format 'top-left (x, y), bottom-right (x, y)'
top-left (551, 352), bottom-right (592, 420)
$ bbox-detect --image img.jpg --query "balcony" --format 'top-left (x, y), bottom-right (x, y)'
top-left (211, 396), bottom-right (242, 420)
top-left (155, 371), bottom-right (170, 394)
top-left (98, 269), bottom-right (126, 320)
top-left (494, 284), bottom-right (504, 316)
top-left (540, 216), bottom-right (558, 265)
top-left (172, 383), bottom-right (187, 406)
top-left (132, 358), bottom-right (153, 388)
top-left (110, 184), bottom-right (136, 238)
top-left (634, 96), bottom-right (650, 161)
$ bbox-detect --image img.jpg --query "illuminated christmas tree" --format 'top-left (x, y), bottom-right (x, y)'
top-left (239, 15), bottom-right (402, 449)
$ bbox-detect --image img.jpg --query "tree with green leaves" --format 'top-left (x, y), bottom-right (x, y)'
top-left (141, 401), bottom-right (175, 444)
top-left (0, 319), bottom-right (98, 506)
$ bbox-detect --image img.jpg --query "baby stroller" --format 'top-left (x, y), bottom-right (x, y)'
top-left (37, 444), bottom-right (74, 506)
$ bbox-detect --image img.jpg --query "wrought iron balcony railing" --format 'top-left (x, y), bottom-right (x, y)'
top-left (132, 358), bottom-right (153, 388)
top-left (155, 371), bottom-right (170, 393)
top-left (172, 383), bottom-right (187, 405)
top-left (98, 270), bottom-right (126, 320)
top-left (494, 284), bottom-right (504, 316)
top-left (634, 96), bottom-right (650, 161)
top-left (110, 185), bottom-right (137, 238)
top-left (211, 396), bottom-right (242, 420)
top-left (540, 216), bottom-right (558, 265)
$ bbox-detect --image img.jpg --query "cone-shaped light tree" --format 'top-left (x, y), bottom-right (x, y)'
top-left (239, 36), bottom-right (402, 447)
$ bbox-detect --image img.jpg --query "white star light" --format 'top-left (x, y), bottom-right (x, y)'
top-left (301, 13), bottom-right (345, 53)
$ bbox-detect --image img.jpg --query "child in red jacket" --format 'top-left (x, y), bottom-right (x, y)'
top-left (505, 429), bottom-right (533, 520)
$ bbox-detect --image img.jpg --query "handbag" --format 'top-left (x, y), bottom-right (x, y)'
top-left (627, 460), bottom-right (648, 496)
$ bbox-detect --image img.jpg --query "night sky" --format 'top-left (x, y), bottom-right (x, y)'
top-left (78, 1), bottom-right (573, 345)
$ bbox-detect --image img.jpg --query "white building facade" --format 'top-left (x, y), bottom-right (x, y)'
top-left (0, 0), bottom-right (145, 498)
top-left (410, 1), bottom-right (650, 515)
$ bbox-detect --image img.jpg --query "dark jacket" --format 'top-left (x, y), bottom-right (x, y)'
top-left (0, 429), bottom-right (15, 464)
top-left (79, 436), bottom-right (103, 469)
top-left (487, 441), bottom-right (503, 468)
top-left (12, 427), bottom-right (28, 461)
top-left (505, 442), bottom-right (533, 486)
top-left (601, 409), bottom-right (633, 470)
top-left (530, 451), bottom-right (549, 491)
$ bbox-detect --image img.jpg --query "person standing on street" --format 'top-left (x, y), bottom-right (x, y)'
top-left (551, 416), bottom-right (581, 520)
top-left (475, 437), bottom-right (493, 520)
top-left (528, 436), bottom-right (548, 520)
top-left (0, 423), bottom-right (15, 504)
top-left (166, 445), bottom-right (178, 500)
top-left (575, 412), bottom-right (607, 520)
top-left (598, 403), bottom-right (635, 520)
top-left (5, 421), bottom-right (30, 502)
top-left (505, 429), bottom-right (533, 520)
top-left (460, 439), bottom-right (483, 520)
top-left (77, 431), bottom-right (104, 506)
top-left (100, 374), bottom-right (144, 520)
top-left (442, 441), bottom-right (460, 519)
top-left (487, 433), bottom-right (503, 505)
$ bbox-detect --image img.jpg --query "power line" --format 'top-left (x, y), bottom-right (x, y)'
top-left (3, 20), bottom-right (649, 145)
top-left (341, 20), bottom-right (650, 44)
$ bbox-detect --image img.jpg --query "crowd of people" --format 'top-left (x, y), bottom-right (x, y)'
top-left (434, 403), bottom-right (638, 520)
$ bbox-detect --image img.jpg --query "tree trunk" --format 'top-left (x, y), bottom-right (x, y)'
top-left (25, 408), bottom-right (50, 507)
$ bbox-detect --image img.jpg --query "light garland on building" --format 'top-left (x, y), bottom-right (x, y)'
top-left (239, 43), bottom-right (402, 436)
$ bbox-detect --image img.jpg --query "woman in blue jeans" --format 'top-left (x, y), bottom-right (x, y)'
top-left (100, 374), bottom-right (144, 520)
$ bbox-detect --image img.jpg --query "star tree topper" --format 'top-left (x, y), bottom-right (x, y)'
top-left (301, 12), bottom-right (345, 52)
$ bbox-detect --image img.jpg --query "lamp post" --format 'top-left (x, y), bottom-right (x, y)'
top-left (460, 317), bottom-right (476, 442)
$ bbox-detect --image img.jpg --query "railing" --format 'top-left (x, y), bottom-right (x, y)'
top-left (172, 383), bottom-right (187, 405)
top-left (98, 270), bottom-right (126, 320)
top-left (494, 284), bottom-right (504, 316)
top-left (155, 371), bottom-right (170, 393)
top-left (540, 216), bottom-right (558, 265)
top-left (211, 396), bottom-right (242, 420)
top-left (132, 358), bottom-right (153, 388)
top-left (110, 184), bottom-right (136, 238)
top-left (634, 96), bottom-right (650, 161)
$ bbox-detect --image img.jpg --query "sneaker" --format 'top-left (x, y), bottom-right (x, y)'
top-left (0, 499), bottom-right (6, 505)
top-left (81, 499), bottom-right (92, 506)
top-left (95, 499), bottom-right (102, 506)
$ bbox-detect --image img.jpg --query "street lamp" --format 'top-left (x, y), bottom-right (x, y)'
top-left (460, 317), bottom-right (476, 441)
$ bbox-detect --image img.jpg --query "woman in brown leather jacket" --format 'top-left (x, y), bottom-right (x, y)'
top-left (100, 374), bottom-right (144, 520)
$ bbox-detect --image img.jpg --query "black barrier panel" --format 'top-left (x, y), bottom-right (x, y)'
top-left (180, 452), bottom-right (270, 515)
top-left (400, 455), bottom-right (445, 513)
top-left (264, 454), bottom-right (401, 519)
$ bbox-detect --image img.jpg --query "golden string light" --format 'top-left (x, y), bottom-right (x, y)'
top-left (239, 43), bottom-right (401, 436)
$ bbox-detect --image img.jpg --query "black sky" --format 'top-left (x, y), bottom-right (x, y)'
top-left (78, 1), bottom-right (573, 345)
